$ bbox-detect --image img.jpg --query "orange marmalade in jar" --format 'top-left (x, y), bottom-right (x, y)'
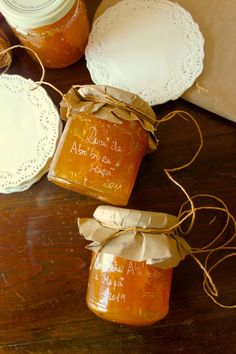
top-left (0, 0), bottom-right (90, 68)
top-left (87, 253), bottom-right (173, 326)
top-left (48, 85), bottom-right (157, 206)
top-left (78, 206), bottom-right (185, 326)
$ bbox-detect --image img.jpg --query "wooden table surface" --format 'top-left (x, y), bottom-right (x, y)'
top-left (1, 1), bottom-right (236, 353)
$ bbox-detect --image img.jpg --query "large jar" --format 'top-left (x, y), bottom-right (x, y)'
top-left (0, 0), bottom-right (90, 68)
top-left (78, 206), bottom-right (187, 326)
top-left (48, 85), bottom-right (157, 206)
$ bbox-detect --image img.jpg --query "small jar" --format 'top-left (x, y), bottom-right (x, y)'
top-left (78, 205), bottom-right (182, 326)
top-left (48, 85), bottom-right (157, 205)
top-left (87, 253), bottom-right (173, 326)
top-left (0, 0), bottom-right (90, 68)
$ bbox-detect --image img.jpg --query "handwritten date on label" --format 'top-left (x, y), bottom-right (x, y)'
top-left (108, 292), bottom-right (126, 303)
top-left (103, 180), bottom-right (122, 192)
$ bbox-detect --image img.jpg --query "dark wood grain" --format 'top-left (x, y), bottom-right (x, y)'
top-left (0, 1), bottom-right (236, 353)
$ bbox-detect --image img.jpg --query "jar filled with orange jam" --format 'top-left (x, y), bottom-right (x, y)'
top-left (0, 0), bottom-right (90, 68)
top-left (87, 253), bottom-right (173, 326)
top-left (48, 85), bottom-right (157, 205)
top-left (78, 206), bottom-right (183, 326)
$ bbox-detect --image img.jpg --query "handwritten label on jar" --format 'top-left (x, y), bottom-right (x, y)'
top-left (91, 255), bottom-right (169, 306)
top-left (49, 114), bottom-right (148, 204)
top-left (68, 122), bottom-right (129, 194)
top-left (57, 115), bottom-right (147, 198)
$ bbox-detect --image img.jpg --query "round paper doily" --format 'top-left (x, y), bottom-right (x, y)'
top-left (86, 0), bottom-right (204, 105)
top-left (0, 74), bottom-right (62, 193)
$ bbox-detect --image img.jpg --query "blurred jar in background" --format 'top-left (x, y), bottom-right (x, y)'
top-left (0, 0), bottom-right (90, 68)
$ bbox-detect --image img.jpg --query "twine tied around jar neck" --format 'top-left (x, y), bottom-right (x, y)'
top-left (2, 44), bottom-right (236, 309)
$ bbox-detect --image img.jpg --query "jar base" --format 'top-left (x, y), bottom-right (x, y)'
top-left (48, 174), bottom-right (129, 206)
top-left (87, 300), bottom-right (169, 326)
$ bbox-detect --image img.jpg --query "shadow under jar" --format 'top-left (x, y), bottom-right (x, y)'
top-left (0, 0), bottom-right (90, 68)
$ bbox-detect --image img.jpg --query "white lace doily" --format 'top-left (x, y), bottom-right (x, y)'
top-left (85, 0), bottom-right (204, 105)
top-left (0, 74), bottom-right (62, 193)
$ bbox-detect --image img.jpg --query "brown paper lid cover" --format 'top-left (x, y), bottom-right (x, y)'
top-left (78, 206), bottom-right (191, 269)
top-left (60, 85), bottom-right (158, 150)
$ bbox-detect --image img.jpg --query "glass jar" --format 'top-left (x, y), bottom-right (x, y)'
top-left (48, 113), bottom-right (148, 205)
top-left (86, 253), bottom-right (173, 326)
top-left (48, 85), bottom-right (157, 206)
top-left (0, 0), bottom-right (90, 68)
top-left (78, 206), bottom-right (181, 325)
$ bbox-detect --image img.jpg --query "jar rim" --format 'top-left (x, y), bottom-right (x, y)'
top-left (93, 205), bottom-right (178, 229)
top-left (0, 0), bottom-right (76, 29)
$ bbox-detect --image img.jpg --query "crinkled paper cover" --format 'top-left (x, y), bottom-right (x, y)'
top-left (78, 206), bottom-right (191, 269)
top-left (60, 85), bottom-right (158, 150)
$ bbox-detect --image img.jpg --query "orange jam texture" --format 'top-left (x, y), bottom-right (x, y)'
top-left (14, 0), bottom-right (90, 68)
top-left (48, 113), bottom-right (148, 205)
top-left (86, 253), bottom-right (173, 326)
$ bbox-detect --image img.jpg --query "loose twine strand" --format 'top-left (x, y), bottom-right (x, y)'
top-left (0, 29), bottom-right (12, 71)
top-left (1, 44), bottom-right (236, 308)
top-left (195, 80), bottom-right (209, 95)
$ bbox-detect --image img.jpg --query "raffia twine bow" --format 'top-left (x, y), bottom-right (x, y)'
top-left (2, 44), bottom-right (236, 308)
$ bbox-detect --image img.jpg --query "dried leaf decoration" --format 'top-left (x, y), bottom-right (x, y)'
top-left (0, 29), bottom-right (12, 69)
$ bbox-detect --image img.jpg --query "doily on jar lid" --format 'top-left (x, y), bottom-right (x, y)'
top-left (0, 74), bottom-right (62, 193)
top-left (85, 0), bottom-right (204, 106)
